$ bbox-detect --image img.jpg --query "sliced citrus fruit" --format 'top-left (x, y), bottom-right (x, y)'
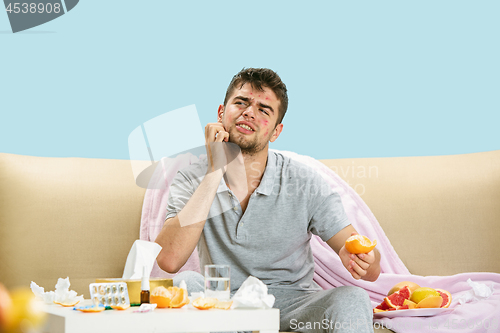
top-left (110, 304), bottom-right (130, 310)
top-left (409, 287), bottom-right (440, 304)
top-left (76, 306), bottom-right (105, 313)
top-left (54, 300), bottom-right (81, 307)
top-left (192, 297), bottom-right (217, 310)
top-left (403, 299), bottom-right (417, 309)
top-left (150, 286), bottom-right (172, 308)
top-left (214, 300), bottom-right (233, 310)
top-left (388, 281), bottom-right (421, 296)
top-left (150, 286), bottom-right (189, 309)
top-left (416, 296), bottom-right (443, 308)
top-left (169, 287), bottom-right (189, 308)
top-left (384, 286), bottom-right (411, 308)
top-left (345, 235), bottom-right (377, 254)
top-left (435, 288), bottom-right (452, 308)
top-left (374, 300), bottom-right (390, 312)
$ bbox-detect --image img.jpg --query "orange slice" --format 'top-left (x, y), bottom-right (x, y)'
top-left (416, 296), bottom-right (443, 308)
top-left (192, 297), bottom-right (217, 310)
top-left (345, 235), bottom-right (377, 254)
top-left (214, 300), bottom-right (233, 310)
top-left (76, 306), bottom-right (105, 313)
top-left (388, 281), bottom-right (421, 296)
top-left (403, 299), bottom-right (417, 309)
top-left (110, 304), bottom-right (130, 310)
top-left (54, 300), bottom-right (81, 307)
top-left (435, 288), bottom-right (452, 308)
top-left (150, 286), bottom-right (189, 309)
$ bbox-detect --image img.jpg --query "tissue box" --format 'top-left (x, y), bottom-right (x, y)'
top-left (96, 278), bottom-right (172, 305)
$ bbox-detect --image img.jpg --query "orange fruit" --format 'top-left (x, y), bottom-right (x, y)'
top-left (110, 304), bottom-right (130, 310)
top-left (387, 281), bottom-right (421, 296)
top-left (409, 287), bottom-right (440, 304)
top-left (54, 300), bottom-right (81, 307)
top-left (214, 300), bottom-right (233, 310)
top-left (192, 297), bottom-right (218, 310)
top-left (169, 287), bottom-right (189, 308)
top-left (76, 306), bottom-right (106, 313)
top-left (373, 299), bottom-right (390, 313)
top-left (435, 288), bottom-right (452, 308)
top-left (150, 286), bottom-right (189, 309)
top-left (416, 296), bottom-right (443, 308)
top-left (345, 235), bottom-right (377, 254)
top-left (384, 285), bottom-right (411, 308)
top-left (403, 299), bottom-right (417, 309)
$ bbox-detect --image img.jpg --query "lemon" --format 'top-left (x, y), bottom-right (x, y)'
top-left (409, 287), bottom-right (440, 304)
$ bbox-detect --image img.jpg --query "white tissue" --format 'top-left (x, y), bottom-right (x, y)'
top-left (31, 277), bottom-right (84, 305)
top-left (122, 240), bottom-right (162, 279)
top-left (457, 278), bottom-right (494, 305)
top-left (133, 303), bottom-right (157, 313)
top-left (231, 276), bottom-right (275, 309)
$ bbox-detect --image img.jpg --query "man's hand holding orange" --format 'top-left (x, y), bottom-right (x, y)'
top-left (340, 232), bottom-right (379, 280)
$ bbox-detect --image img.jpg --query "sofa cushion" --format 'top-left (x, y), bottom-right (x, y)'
top-left (0, 153), bottom-right (146, 297)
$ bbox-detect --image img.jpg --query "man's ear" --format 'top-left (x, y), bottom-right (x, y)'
top-left (269, 123), bottom-right (283, 143)
top-left (217, 105), bottom-right (224, 123)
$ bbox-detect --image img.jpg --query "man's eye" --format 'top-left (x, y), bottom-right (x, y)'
top-left (260, 109), bottom-right (269, 115)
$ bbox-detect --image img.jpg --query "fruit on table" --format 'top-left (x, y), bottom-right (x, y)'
top-left (192, 297), bottom-right (218, 310)
top-left (2, 287), bottom-right (46, 332)
top-left (374, 282), bottom-right (452, 312)
top-left (54, 300), bottom-right (81, 307)
top-left (150, 286), bottom-right (189, 308)
top-left (192, 297), bottom-right (233, 310)
top-left (345, 235), bottom-right (377, 254)
top-left (110, 303), bottom-right (130, 310)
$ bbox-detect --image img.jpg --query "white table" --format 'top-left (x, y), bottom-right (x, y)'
top-left (41, 302), bottom-right (280, 333)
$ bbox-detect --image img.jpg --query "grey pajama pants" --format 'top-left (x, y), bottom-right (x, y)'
top-left (173, 271), bottom-right (374, 333)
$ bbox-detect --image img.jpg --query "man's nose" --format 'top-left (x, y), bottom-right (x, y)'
top-left (242, 105), bottom-right (255, 119)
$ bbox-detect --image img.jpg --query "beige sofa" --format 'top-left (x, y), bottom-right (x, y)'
top-left (1, 150), bottom-right (499, 330)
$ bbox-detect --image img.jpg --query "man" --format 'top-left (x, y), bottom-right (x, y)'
top-left (156, 68), bottom-right (379, 332)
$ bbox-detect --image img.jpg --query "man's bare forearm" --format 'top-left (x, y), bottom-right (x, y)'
top-left (155, 169), bottom-right (223, 273)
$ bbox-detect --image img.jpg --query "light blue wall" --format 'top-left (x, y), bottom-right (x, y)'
top-left (1, 1), bottom-right (499, 160)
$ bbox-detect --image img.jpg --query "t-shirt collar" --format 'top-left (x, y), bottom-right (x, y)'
top-left (215, 150), bottom-right (277, 196)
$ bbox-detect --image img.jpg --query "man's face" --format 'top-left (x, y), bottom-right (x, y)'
top-left (218, 83), bottom-right (283, 155)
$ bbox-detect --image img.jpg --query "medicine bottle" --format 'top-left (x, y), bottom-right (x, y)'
top-left (140, 266), bottom-right (150, 304)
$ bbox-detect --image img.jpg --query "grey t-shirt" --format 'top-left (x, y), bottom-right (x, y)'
top-left (166, 150), bottom-right (351, 292)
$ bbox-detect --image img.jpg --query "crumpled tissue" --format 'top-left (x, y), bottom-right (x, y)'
top-left (231, 276), bottom-right (275, 309)
top-left (122, 240), bottom-right (162, 279)
top-left (456, 278), bottom-right (494, 305)
top-left (30, 277), bottom-right (84, 305)
top-left (133, 303), bottom-right (157, 313)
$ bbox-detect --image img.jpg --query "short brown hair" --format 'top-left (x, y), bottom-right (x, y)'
top-left (223, 68), bottom-right (288, 125)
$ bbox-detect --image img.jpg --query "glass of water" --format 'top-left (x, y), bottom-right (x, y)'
top-left (204, 264), bottom-right (230, 300)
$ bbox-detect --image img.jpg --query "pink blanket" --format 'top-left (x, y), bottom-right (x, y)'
top-left (140, 150), bottom-right (500, 332)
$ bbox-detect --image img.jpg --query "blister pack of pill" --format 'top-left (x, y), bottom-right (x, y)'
top-left (89, 282), bottom-right (130, 307)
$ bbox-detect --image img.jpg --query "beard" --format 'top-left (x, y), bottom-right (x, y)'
top-left (226, 125), bottom-right (269, 156)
